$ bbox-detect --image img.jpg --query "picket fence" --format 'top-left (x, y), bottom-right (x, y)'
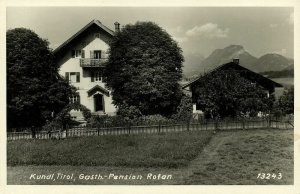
top-left (7, 118), bottom-right (293, 141)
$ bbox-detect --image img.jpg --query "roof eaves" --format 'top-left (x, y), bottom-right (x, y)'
top-left (53, 20), bottom-right (115, 54)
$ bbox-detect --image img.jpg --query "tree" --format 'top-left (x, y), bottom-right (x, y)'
top-left (278, 86), bottom-right (294, 115)
top-left (7, 28), bottom-right (75, 129)
top-left (103, 21), bottom-right (184, 117)
top-left (192, 70), bottom-right (274, 118)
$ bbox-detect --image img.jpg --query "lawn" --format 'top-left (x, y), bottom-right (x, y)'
top-left (7, 131), bottom-right (214, 168)
top-left (7, 129), bottom-right (293, 185)
top-left (182, 129), bottom-right (294, 185)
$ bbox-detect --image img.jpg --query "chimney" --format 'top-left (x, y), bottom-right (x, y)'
top-left (114, 22), bottom-right (120, 32)
top-left (232, 58), bottom-right (239, 65)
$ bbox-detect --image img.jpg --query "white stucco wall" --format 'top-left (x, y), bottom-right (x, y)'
top-left (58, 30), bottom-right (117, 116)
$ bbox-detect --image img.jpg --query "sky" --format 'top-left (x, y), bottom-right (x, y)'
top-left (6, 7), bottom-right (294, 63)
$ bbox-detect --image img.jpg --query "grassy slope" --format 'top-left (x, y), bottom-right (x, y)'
top-left (183, 129), bottom-right (293, 185)
top-left (7, 131), bottom-right (213, 168)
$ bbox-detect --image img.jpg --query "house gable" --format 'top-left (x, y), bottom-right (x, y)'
top-left (183, 60), bottom-right (283, 94)
top-left (54, 20), bottom-right (115, 61)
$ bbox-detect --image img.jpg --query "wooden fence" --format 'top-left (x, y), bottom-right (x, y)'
top-left (7, 118), bottom-right (293, 141)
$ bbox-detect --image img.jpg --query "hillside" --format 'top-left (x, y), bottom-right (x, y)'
top-left (199, 45), bottom-right (257, 72)
top-left (253, 53), bottom-right (293, 73)
top-left (183, 45), bottom-right (294, 78)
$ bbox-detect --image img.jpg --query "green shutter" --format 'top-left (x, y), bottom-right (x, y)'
top-left (81, 50), bottom-right (85, 58)
top-left (76, 72), bottom-right (80, 82)
top-left (91, 71), bottom-right (94, 82)
top-left (65, 72), bottom-right (69, 81)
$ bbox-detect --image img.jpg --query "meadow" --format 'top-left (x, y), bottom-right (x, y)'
top-left (7, 129), bottom-right (293, 185)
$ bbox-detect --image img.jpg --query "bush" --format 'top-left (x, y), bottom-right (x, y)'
top-left (43, 103), bottom-right (91, 131)
top-left (117, 103), bottom-right (142, 121)
top-left (171, 95), bottom-right (193, 122)
top-left (86, 115), bottom-right (127, 128)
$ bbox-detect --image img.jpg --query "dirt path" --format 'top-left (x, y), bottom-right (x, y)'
top-left (175, 132), bottom-right (233, 184)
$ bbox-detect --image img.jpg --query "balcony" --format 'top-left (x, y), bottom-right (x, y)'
top-left (80, 58), bottom-right (107, 68)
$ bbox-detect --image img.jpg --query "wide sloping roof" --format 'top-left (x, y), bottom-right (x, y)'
top-left (182, 61), bottom-right (283, 89)
top-left (53, 19), bottom-right (115, 54)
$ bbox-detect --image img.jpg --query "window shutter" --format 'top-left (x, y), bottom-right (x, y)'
top-left (101, 50), bottom-right (106, 59)
top-left (77, 93), bottom-right (81, 104)
top-left (91, 71), bottom-right (94, 82)
top-left (71, 50), bottom-right (75, 58)
top-left (81, 50), bottom-right (85, 58)
top-left (76, 72), bottom-right (80, 82)
top-left (65, 72), bottom-right (69, 81)
top-left (90, 50), bottom-right (94, 59)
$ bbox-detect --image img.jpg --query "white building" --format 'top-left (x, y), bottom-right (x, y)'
top-left (54, 20), bottom-right (120, 120)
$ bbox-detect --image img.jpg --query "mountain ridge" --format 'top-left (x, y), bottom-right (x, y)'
top-left (183, 45), bottom-right (293, 78)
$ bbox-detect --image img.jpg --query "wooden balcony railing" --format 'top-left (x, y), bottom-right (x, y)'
top-left (80, 58), bottom-right (107, 67)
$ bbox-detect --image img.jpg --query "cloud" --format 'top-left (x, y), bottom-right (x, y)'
top-left (173, 36), bottom-right (188, 43)
top-left (269, 24), bottom-right (278, 28)
top-left (186, 23), bottom-right (229, 38)
top-left (288, 12), bottom-right (294, 24)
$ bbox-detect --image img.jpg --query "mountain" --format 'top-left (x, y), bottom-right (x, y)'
top-left (199, 45), bottom-right (258, 73)
top-left (182, 53), bottom-right (205, 77)
top-left (253, 53), bottom-right (293, 73)
top-left (183, 45), bottom-right (294, 77)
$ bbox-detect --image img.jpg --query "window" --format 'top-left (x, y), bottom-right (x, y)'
top-left (94, 33), bottom-right (101, 38)
top-left (72, 50), bottom-right (85, 58)
top-left (65, 72), bottom-right (80, 83)
top-left (94, 50), bottom-right (101, 59)
top-left (70, 93), bottom-right (80, 104)
top-left (90, 50), bottom-right (107, 59)
top-left (91, 70), bottom-right (102, 82)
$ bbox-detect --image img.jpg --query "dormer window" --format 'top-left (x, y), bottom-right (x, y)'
top-left (72, 50), bottom-right (85, 58)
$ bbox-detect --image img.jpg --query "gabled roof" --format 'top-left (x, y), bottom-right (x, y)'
top-left (182, 61), bottom-right (283, 89)
top-left (87, 85), bottom-right (110, 97)
top-left (53, 19), bottom-right (115, 55)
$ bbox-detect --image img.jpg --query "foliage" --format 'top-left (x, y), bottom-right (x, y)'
top-left (103, 21), bottom-right (184, 117)
top-left (117, 103), bottom-right (142, 121)
top-left (86, 115), bottom-right (127, 128)
top-left (43, 103), bottom-right (91, 130)
top-left (171, 95), bottom-right (193, 122)
top-left (7, 28), bottom-right (75, 129)
top-left (192, 70), bottom-right (274, 118)
top-left (278, 86), bottom-right (294, 115)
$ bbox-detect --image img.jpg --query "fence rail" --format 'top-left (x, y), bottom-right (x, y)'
top-left (7, 118), bottom-right (293, 141)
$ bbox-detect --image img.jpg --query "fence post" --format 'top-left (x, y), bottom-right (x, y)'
top-left (128, 123), bottom-right (131, 134)
top-left (31, 126), bottom-right (36, 139)
top-left (215, 120), bottom-right (219, 131)
top-left (242, 118), bottom-right (245, 130)
top-left (66, 124), bottom-right (69, 138)
top-left (187, 119), bottom-right (190, 131)
top-left (97, 126), bottom-right (100, 136)
top-left (158, 121), bottom-right (161, 133)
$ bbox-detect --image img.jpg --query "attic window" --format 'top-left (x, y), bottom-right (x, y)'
top-left (94, 33), bottom-right (101, 38)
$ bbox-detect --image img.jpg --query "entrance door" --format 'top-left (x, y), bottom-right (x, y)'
top-left (94, 93), bottom-right (104, 112)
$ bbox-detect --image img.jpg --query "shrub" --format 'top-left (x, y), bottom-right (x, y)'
top-left (171, 95), bottom-right (193, 122)
top-left (43, 103), bottom-right (91, 131)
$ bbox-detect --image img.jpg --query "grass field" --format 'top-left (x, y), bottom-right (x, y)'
top-left (7, 131), bottom-right (214, 168)
top-left (7, 129), bottom-right (293, 185)
top-left (182, 129), bottom-right (294, 185)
